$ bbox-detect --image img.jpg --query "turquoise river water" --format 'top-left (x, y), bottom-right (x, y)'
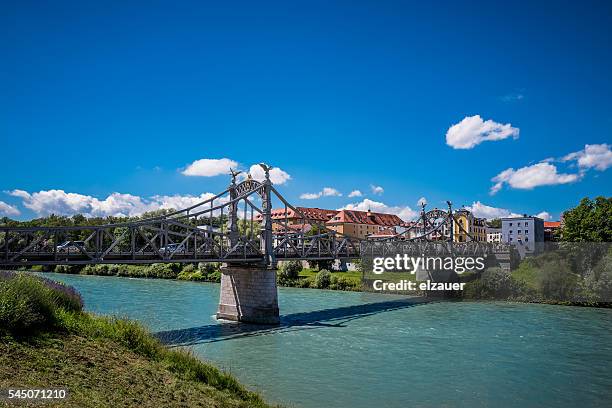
top-left (41, 272), bottom-right (612, 408)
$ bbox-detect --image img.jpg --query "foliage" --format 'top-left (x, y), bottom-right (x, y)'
top-left (561, 196), bottom-right (612, 242)
top-left (330, 275), bottom-right (361, 291)
top-left (278, 261), bottom-right (302, 280)
top-left (584, 247), bottom-right (612, 302)
top-left (198, 262), bottom-right (221, 275)
top-left (463, 267), bottom-right (526, 299)
top-left (487, 218), bottom-right (502, 229)
top-left (308, 259), bottom-right (333, 271)
top-left (0, 273), bottom-right (83, 335)
top-left (54, 264), bottom-right (83, 274)
top-left (314, 269), bottom-right (332, 289)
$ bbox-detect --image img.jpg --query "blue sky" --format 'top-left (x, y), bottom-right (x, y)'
top-left (1, 0), bottom-right (611, 221)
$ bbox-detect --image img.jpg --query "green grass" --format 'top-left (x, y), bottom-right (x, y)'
top-left (0, 333), bottom-right (273, 408)
top-left (511, 260), bottom-right (539, 290)
top-left (0, 272), bottom-right (276, 408)
top-left (298, 268), bottom-right (362, 281)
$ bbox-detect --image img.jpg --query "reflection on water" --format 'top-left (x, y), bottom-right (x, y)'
top-left (42, 273), bottom-right (612, 408)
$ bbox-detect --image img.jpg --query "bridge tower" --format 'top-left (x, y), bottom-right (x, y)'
top-left (216, 165), bottom-right (280, 325)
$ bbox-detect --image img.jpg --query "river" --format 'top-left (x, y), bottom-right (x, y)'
top-left (41, 272), bottom-right (612, 408)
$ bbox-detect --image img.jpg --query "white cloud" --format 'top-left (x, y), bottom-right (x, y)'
top-left (0, 200), bottom-right (20, 217)
top-left (562, 143), bottom-right (612, 171)
top-left (536, 211), bottom-right (551, 221)
top-left (8, 189), bottom-right (220, 218)
top-left (465, 201), bottom-right (551, 221)
top-left (370, 185), bottom-right (384, 195)
top-left (490, 162), bottom-right (580, 195)
top-left (417, 197), bottom-right (428, 207)
top-left (300, 193), bottom-right (321, 200)
top-left (248, 164), bottom-right (291, 185)
top-left (340, 198), bottom-right (417, 221)
top-left (446, 115), bottom-right (519, 149)
top-left (300, 187), bottom-right (342, 200)
top-left (348, 190), bottom-right (363, 198)
top-left (464, 201), bottom-right (522, 220)
top-left (322, 187), bottom-right (341, 197)
top-left (182, 158), bottom-right (238, 177)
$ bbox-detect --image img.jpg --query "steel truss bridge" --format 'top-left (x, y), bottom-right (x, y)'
top-left (0, 165), bottom-right (510, 267)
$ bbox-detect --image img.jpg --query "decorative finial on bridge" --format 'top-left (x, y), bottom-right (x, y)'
top-left (258, 163), bottom-right (272, 181)
top-left (229, 168), bottom-right (242, 185)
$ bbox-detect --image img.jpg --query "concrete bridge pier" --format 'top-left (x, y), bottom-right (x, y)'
top-left (216, 264), bottom-right (280, 325)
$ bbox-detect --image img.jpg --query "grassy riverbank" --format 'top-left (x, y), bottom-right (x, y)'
top-left (0, 272), bottom-right (276, 408)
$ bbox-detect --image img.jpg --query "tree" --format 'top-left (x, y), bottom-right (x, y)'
top-left (561, 197), bottom-right (612, 242)
top-left (488, 218), bottom-right (502, 229)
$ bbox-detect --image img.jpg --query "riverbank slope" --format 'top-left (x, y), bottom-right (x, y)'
top-left (0, 272), bottom-right (275, 408)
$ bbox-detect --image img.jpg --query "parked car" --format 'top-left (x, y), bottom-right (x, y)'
top-left (159, 243), bottom-right (186, 254)
top-left (56, 240), bottom-right (86, 253)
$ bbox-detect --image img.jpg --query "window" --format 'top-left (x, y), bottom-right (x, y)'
top-left (509, 230), bottom-right (512, 234)
top-left (518, 230), bottom-right (521, 234)
top-left (509, 237), bottom-right (513, 242)
top-left (509, 222), bottom-right (513, 226)
top-left (525, 237), bottom-right (529, 242)
top-left (518, 222), bottom-right (521, 226)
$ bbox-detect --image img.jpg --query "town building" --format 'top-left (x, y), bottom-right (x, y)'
top-left (326, 209), bottom-right (404, 240)
top-left (453, 210), bottom-right (487, 242)
top-left (486, 227), bottom-right (502, 243)
top-left (544, 221), bottom-right (561, 241)
top-left (501, 216), bottom-right (545, 257)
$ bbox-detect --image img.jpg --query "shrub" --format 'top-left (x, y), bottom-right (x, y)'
top-left (314, 269), bottom-right (331, 289)
top-left (54, 264), bottom-right (82, 274)
top-left (298, 276), bottom-right (315, 288)
top-left (181, 264), bottom-right (197, 274)
top-left (198, 262), bottom-right (220, 275)
top-left (330, 275), bottom-right (360, 291)
top-left (464, 267), bottom-right (526, 300)
top-left (585, 249), bottom-right (612, 302)
top-left (536, 258), bottom-right (579, 301)
top-left (279, 261), bottom-right (302, 280)
top-left (0, 274), bottom-right (83, 335)
top-left (145, 263), bottom-right (178, 279)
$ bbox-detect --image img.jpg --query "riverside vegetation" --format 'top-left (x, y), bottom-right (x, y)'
top-left (0, 271), bottom-right (276, 408)
top-left (22, 260), bottom-right (363, 291)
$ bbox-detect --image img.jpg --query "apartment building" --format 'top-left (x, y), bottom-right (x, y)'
top-left (501, 216), bottom-right (544, 257)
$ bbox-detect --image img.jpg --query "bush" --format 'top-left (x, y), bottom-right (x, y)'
top-left (279, 261), bottom-right (302, 280)
top-left (54, 264), bottom-right (82, 274)
top-left (145, 263), bottom-right (178, 279)
top-left (181, 264), bottom-right (197, 274)
top-left (314, 269), bottom-right (331, 289)
top-left (198, 262), bottom-right (220, 275)
top-left (585, 249), bottom-right (612, 302)
top-left (464, 267), bottom-right (526, 300)
top-left (536, 258), bottom-right (579, 301)
top-left (330, 275), bottom-right (360, 291)
top-left (0, 273), bottom-right (83, 335)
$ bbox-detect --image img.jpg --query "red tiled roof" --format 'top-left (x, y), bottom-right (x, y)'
top-left (256, 207), bottom-right (337, 222)
top-left (544, 221), bottom-right (561, 228)
top-left (326, 209), bottom-right (403, 226)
